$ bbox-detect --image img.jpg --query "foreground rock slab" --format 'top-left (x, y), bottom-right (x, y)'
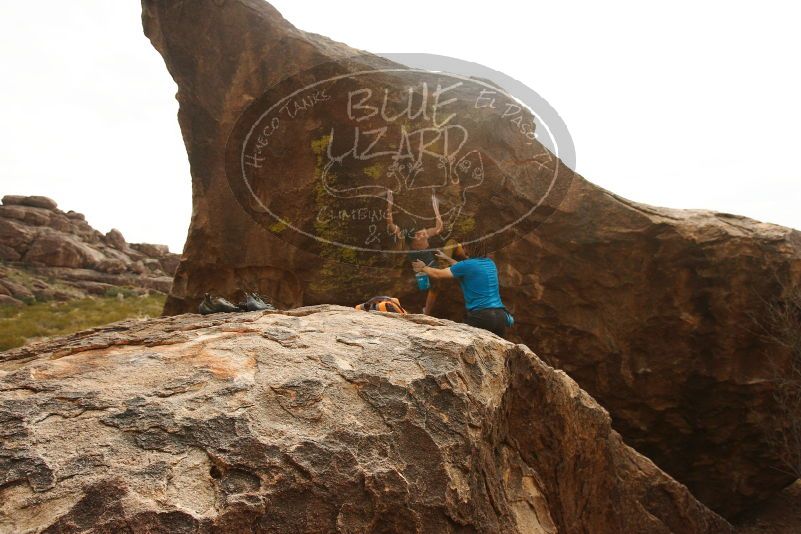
top-left (0, 306), bottom-right (729, 533)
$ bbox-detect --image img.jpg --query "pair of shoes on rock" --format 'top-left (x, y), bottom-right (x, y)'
top-left (198, 291), bottom-right (275, 315)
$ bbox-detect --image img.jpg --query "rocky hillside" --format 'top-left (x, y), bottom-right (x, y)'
top-left (0, 306), bottom-right (731, 533)
top-left (0, 195), bottom-right (179, 306)
top-left (143, 0), bottom-right (801, 518)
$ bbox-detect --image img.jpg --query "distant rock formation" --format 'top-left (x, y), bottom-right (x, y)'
top-left (143, 0), bottom-right (801, 517)
top-left (0, 195), bottom-right (180, 304)
top-left (0, 306), bottom-right (731, 533)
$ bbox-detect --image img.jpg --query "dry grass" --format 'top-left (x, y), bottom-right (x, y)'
top-left (0, 293), bottom-right (165, 351)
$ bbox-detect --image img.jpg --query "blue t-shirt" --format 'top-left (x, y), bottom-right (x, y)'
top-left (449, 258), bottom-right (505, 311)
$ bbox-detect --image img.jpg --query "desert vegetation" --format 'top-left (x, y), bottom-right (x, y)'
top-left (0, 292), bottom-right (165, 350)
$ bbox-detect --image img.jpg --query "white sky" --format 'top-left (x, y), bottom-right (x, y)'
top-left (1, 1), bottom-right (799, 253)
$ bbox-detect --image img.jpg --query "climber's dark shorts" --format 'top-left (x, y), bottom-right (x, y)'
top-left (465, 307), bottom-right (507, 338)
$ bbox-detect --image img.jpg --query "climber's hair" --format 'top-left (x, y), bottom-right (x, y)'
top-left (464, 240), bottom-right (490, 258)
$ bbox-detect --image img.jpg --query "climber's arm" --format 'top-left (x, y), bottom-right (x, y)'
top-left (412, 260), bottom-right (453, 279)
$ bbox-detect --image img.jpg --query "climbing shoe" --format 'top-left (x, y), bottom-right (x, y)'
top-left (198, 293), bottom-right (241, 314)
top-left (239, 292), bottom-right (275, 311)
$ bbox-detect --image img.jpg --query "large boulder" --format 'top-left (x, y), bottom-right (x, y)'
top-left (2, 195), bottom-right (58, 211)
top-left (0, 306), bottom-right (730, 533)
top-left (104, 228), bottom-right (127, 251)
top-left (494, 193), bottom-right (801, 516)
top-left (0, 243), bottom-right (21, 262)
top-left (0, 218), bottom-right (35, 251)
top-left (22, 230), bottom-right (105, 269)
top-left (0, 279), bottom-right (34, 302)
top-left (131, 242), bottom-right (181, 275)
top-left (130, 242), bottom-right (170, 258)
top-left (0, 294), bottom-right (23, 307)
top-left (0, 205), bottom-right (51, 227)
top-left (143, 0), bottom-right (801, 516)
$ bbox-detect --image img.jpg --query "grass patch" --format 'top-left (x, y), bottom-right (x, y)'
top-left (0, 293), bottom-right (166, 351)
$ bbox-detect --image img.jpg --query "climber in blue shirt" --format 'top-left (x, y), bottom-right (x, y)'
top-left (412, 240), bottom-right (512, 337)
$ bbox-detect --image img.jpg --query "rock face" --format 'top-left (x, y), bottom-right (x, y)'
top-left (497, 193), bottom-right (801, 517)
top-left (0, 195), bottom-right (180, 301)
top-left (2, 195), bottom-right (59, 211)
top-left (142, 0), bottom-right (801, 517)
top-left (0, 306), bottom-right (730, 533)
